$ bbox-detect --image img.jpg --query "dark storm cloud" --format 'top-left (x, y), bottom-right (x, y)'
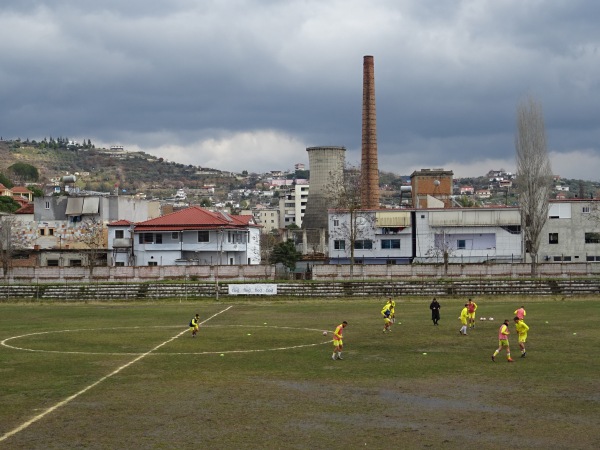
top-left (1, 1), bottom-right (599, 178)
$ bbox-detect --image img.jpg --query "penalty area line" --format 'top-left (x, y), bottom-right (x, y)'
top-left (0, 305), bottom-right (233, 444)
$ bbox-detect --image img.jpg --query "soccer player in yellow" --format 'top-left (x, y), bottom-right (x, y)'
top-left (459, 304), bottom-right (469, 335)
top-left (514, 306), bottom-right (526, 320)
top-left (383, 309), bottom-right (392, 332)
top-left (332, 321), bottom-right (348, 360)
top-left (467, 298), bottom-right (478, 329)
top-left (190, 313), bottom-right (200, 337)
top-left (514, 316), bottom-right (529, 357)
top-left (382, 298), bottom-right (396, 323)
top-left (492, 319), bottom-right (514, 362)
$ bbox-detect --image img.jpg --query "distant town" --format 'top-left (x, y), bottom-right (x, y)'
top-left (2, 137), bottom-right (600, 279)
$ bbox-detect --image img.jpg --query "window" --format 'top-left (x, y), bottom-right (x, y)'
top-left (139, 233), bottom-right (162, 244)
top-left (549, 233), bottom-right (559, 244)
top-left (115, 261), bottom-right (125, 266)
top-left (48, 228), bottom-right (54, 236)
top-left (585, 233), bottom-right (600, 243)
top-left (586, 256), bottom-right (600, 262)
top-left (553, 256), bottom-right (571, 262)
top-left (115, 230), bottom-right (124, 239)
top-left (583, 206), bottom-right (590, 214)
top-left (228, 231), bottom-right (245, 244)
top-left (45, 201), bottom-right (50, 209)
top-left (172, 232), bottom-right (179, 240)
top-left (381, 239), bottom-right (400, 249)
top-left (148, 261), bottom-right (158, 266)
top-left (354, 240), bottom-right (373, 250)
top-left (334, 240), bottom-right (345, 250)
top-left (69, 259), bottom-right (82, 267)
top-left (333, 219), bottom-right (339, 227)
top-left (386, 259), bottom-right (397, 265)
top-left (47, 259), bottom-right (59, 266)
top-left (457, 239), bottom-right (466, 249)
top-left (39, 229), bottom-right (45, 236)
top-left (198, 231), bottom-right (210, 242)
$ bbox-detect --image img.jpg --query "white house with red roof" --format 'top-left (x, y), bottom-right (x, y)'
top-left (107, 206), bottom-right (261, 266)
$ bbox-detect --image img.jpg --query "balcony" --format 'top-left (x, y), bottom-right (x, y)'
top-left (112, 238), bottom-right (133, 248)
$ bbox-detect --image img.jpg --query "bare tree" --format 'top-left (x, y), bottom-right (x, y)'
top-left (515, 96), bottom-right (553, 275)
top-left (0, 215), bottom-right (18, 279)
top-left (425, 231), bottom-right (456, 275)
top-left (327, 165), bottom-right (375, 276)
top-left (79, 218), bottom-right (107, 277)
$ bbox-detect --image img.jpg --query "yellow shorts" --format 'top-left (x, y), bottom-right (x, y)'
top-left (518, 334), bottom-right (527, 343)
top-left (333, 339), bottom-right (343, 347)
top-left (190, 325), bottom-right (199, 331)
top-left (384, 318), bottom-right (391, 325)
top-left (498, 339), bottom-right (509, 347)
top-left (468, 313), bottom-right (476, 319)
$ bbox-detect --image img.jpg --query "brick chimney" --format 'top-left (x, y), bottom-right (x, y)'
top-left (361, 55), bottom-right (380, 209)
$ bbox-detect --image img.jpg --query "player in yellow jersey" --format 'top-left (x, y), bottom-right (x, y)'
top-left (189, 313), bottom-right (200, 337)
top-left (383, 309), bottom-right (392, 332)
top-left (514, 306), bottom-right (526, 320)
top-left (389, 299), bottom-right (396, 323)
top-left (332, 321), bottom-right (348, 360)
top-left (514, 316), bottom-right (530, 357)
top-left (467, 298), bottom-right (478, 329)
top-left (492, 319), bottom-right (514, 362)
top-left (382, 298), bottom-right (396, 323)
top-left (459, 304), bottom-right (469, 335)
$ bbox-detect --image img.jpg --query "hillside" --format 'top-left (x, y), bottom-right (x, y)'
top-left (2, 139), bottom-right (599, 206)
top-left (0, 140), bottom-right (236, 199)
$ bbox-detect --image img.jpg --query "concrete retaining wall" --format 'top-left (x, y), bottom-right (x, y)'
top-left (3, 262), bottom-right (600, 284)
top-left (1, 278), bottom-right (599, 301)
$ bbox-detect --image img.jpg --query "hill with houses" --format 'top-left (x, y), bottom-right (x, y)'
top-left (1, 138), bottom-right (599, 211)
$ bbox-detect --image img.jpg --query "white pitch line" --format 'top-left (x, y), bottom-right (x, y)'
top-left (2, 324), bottom-right (330, 356)
top-left (0, 305), bottom-right (233, 444)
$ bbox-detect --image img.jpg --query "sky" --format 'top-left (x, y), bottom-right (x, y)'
top-left (1, 1), bottom-right (599, 180)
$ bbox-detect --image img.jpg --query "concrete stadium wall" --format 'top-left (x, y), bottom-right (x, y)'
top-left (3, 262), bottom-right (600, 284)
top-left (1, 278), bottom-right (599, 301)
top-left (313, 263), bottom-right (600, 279)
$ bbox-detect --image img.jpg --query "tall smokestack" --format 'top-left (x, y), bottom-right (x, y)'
top-left (361, 55), bottom-right (380, 209)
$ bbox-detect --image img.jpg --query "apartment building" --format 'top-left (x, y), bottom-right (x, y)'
top-left (278, 183), bottom-right (309, 228)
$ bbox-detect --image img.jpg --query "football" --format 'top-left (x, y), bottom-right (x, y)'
top-left (489, 317), bottom-right (494, 321)
top-left (322, 331), bottom-right (328, 336)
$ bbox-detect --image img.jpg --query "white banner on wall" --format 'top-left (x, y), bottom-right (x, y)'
top-left (228, 284), bottom-right (277, 295)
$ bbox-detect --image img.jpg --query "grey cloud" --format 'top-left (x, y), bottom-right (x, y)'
top-left (1, 0), bottom-right (599, 178)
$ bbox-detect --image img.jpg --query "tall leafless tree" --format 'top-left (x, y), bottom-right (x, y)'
top-left (327, 165), bottom-right (374, 277)
top-left (515, 96), bottom-right (553, 275)
top-left (0, 215), bottom-right (17, 279)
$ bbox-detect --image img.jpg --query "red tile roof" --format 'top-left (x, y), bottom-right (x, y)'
top-left (12, 197), bottom-right (29, 207)
top-left (15, 203), bottom-right (34, 214)
top-left (134, 206), bottom-right (256, 231)
top-left (11, 186), bottom-right (32, 193)
top-left (108, 219), bottom-right (135, 227)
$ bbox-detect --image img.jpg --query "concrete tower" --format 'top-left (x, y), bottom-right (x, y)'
top-left (302, 146), bottom-right (346, 231)
top-left (361, 55), bottom-right (380, 209)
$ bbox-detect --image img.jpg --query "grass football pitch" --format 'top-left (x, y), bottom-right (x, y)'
top-left (1, 296), bottom-right (599, 449)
